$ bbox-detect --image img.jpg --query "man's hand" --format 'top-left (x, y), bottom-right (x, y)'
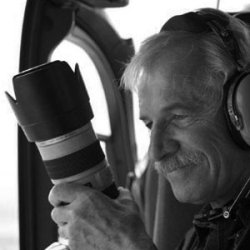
top-left (48, 183), bottom-right (156, 250)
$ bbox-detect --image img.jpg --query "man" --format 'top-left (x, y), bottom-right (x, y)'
top-left (49, 8), bottom-right (250, 249)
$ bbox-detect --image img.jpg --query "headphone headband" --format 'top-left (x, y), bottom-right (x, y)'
top-left (160, 12), bottom-right (212, 33)
top-left (160, 11), bottom-right (243, 68)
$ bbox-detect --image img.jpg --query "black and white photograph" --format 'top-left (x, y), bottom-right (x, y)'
top-left (1, 1), bottom-right (250, 250)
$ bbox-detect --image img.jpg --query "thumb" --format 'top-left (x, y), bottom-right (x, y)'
top-left (116, 187), bottom-right (139, 212)
top-left (117, 187), bottom-right (133, 201)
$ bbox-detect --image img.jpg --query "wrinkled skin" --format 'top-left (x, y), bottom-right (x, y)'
top-left (49, 184), bottom-right (156, 250)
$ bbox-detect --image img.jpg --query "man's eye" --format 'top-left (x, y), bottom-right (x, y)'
top-left (173, 114), bottom-right (188, 120)
top-left (145, 121), bottom-right (152, 130)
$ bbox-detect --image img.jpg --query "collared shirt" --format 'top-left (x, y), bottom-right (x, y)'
top-left (176, 198), bottom-right (250, 250)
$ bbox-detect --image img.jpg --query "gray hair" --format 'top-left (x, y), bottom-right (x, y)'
top-left (122, 8), bottom-right (250, 111)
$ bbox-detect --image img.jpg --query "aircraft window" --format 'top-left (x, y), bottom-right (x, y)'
top-left (219, 0), bottom-right (250, 11)
top-left (51, 40), bottom-right (111, 138)
top-left (105, 0), bottom-right (218, 50)
top-left (0, 1), bottom-right (27, 249)
top-left (0, 114), bottom-right (18, 249)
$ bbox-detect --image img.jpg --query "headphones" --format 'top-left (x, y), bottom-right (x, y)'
top-left (160, 10), bottom-right (250, 150)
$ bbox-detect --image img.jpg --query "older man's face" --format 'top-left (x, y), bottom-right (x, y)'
top-left (138, 46), bottom-right (245, 206)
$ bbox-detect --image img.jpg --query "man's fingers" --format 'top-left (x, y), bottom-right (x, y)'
top-left (58, 224), bottom-right (70, 240)
top-left (48, 182), bottom-right (92, 207)
top-left (45, 242), bottom-right (70, 250)
top-left (117, 187), bottom-right (133, 200)
top-left (49, 183), bottom-right (76, 207)
top-left (116, 187), bottom-right (139, 212)
top-left (51, 206), bottom-right (70, 226)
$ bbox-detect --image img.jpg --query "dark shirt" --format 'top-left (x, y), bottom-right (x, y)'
top-left (176, 198), bottom-right (250, 250)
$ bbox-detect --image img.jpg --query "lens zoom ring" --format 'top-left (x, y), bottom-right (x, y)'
top-left (44, 141), bottom-right (105, 180)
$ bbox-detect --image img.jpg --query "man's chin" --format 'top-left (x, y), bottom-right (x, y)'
top-left (171, 186), bottom-right (208, 205)
top-left (171, 189), bottom-right (200, 204)
top-left (156, 163), bottom-right (209, 204)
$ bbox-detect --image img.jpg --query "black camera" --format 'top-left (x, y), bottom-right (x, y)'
top-left (6, 60), bottom-right (118, 199)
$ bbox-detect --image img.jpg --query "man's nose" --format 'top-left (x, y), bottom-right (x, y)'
top-left (148, 125), bottom-right (179, 162)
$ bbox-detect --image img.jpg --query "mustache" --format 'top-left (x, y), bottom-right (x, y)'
top-left (154, 150), bottom-right (206, 174)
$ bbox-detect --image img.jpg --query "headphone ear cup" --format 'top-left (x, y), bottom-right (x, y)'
top-left (224, 72), bottom-right (250, 149)
top-left (235, 73), bottom-right (250, 146)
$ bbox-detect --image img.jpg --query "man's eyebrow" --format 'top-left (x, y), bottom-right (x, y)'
top-left (139, 103), bottom-right (193, 122)
top-left (162, 103), bottom-right (193, 112)
top-left (140, 103), bottom-right (192, 118)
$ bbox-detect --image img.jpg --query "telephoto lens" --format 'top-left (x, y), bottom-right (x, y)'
top-left (6, 60), bottom-right (119, 199)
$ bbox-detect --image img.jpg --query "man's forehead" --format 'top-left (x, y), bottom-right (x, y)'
top-left (138, 42), bottom-right (206, 88)
top-left (137, 40), bottom-right (211, 110)
top-left (138, 66), bottom-right (204, 99)
top-left (140, 78), bottom-right (198, 111)
top-left (137, 63), bottom-right (210, 120)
